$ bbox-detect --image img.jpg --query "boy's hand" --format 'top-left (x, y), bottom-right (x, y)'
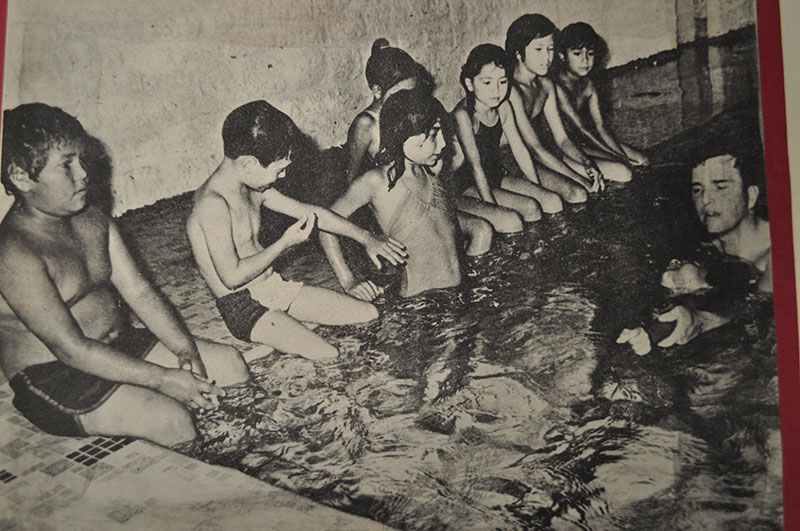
top-left (364, 234), bottom-right (408, 270)
top-left (616, 327), bottom-right (652, 355)
top-left (177, 349), bottom-right (209, 380)
top-left (282, 213), bottom-right (317, 247)
top-left (347, 280), bottom-right (384, 302)
top-left (157, 368), bottom-right (226, 410)
top-left (628, 154), bottom-right (650, 166)
top-left (584, 162), bottom-right (605, 192)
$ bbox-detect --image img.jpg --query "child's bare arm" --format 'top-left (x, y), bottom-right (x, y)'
top-left (346, 112), bottom-right (376, 180)
top-left (195, 195), bottom-right (292, 290)
top-left (498, 100), bottom-right (539, 184)
top-left (318, 171), bottom-right (388, 300)
top-left (453, 107), bottom-right (497, 203)
top-left (263, 188), bottom-right (406, 269)
top-left (508, 87), bottom-right (588, 185)
top-left (586, 85), bottom-right (629, 160)
top-left (556, 82), bottom-right (620, 159)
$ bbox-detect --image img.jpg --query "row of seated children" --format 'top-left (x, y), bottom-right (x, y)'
top-left (184, 15), bottom-right (652, 362)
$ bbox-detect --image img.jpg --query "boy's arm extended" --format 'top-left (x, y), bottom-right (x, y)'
top-left (318, 171), bottom-right (389, 301)
top-left (555, 82), bottom-right (623, 161)
top-left (585, 83), bottom-right (630, 161)
top-left (109, 222), bottom-right (206, 377)
top-left (616, 306), bottom-right (731, 355)
top-left (453, 107), bottom-right (497, 203)
top-left (508, 87), bottom-right (590, 187)
top-left (498, 100), bottom-right (539, 184)
top-left (346, 112), bottom-right (375, 181)
top-left (0, 234), bottom-right (221, 409)
top-left (194, 194), bottom-right (297, 291)
top-left (262, 188), bottom-right (406, 270)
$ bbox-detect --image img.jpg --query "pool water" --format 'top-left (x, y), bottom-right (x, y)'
top-left (176, 33), bottom-right (780, 530)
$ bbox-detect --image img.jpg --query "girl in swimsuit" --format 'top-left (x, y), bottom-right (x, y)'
top-left (320, 89), bottom-right (494, 300)
top-left (553, 22), bottom-right (649, 166)
top-left (345, 39), bottom-right (432, 181)
top-left (504, 14), bottom-right (631, 192)
top-left (452, 44), bottom-right (565, 231)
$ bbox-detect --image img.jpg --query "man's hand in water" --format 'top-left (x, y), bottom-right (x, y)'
top-left (656, 305), bottom-right (702, 347)
top-left (616, 327), bottom-right (652, 355)
top-left (281, 213), bottom-right (317, 247)
top-left (364, 233), bottom-right (408, 270)
top-left (347, 280), bottom-right (385, 302)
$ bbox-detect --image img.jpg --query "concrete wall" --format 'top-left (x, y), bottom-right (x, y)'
top-left (1, 0), bottom-right (756, 216)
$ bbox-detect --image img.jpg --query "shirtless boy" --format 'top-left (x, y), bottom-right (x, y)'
top-left (618, 152), bottom-right (771, 353)
top-left (187, 100), bottom-right (407, 360)
top-left (0, 103), bottom-right (248, 447)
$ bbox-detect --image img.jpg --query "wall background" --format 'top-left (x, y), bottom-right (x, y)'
top-left (1, 0), bottom-right (755, 216)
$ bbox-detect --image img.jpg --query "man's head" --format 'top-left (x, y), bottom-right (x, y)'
top-left (2, 103), bottom-right (89, 214)
top-left (691, 153), bottom-right (759, 236)
top-left (222, 100), bottom-right (302, 189)
top-left (505, 14), bottom-right (558, 76)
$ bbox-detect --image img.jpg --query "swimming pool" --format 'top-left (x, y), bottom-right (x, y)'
top-left (119, 31), bottom-right (780, 530)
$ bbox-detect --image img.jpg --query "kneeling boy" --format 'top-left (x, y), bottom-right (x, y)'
top-left (187, 101), bottom-right (407, 360)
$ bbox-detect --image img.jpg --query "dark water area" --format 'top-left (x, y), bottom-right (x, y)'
top-left (152, 32), bottom-right (781, 530)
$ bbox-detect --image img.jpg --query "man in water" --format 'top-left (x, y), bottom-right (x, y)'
top-left (0, 103), bottom-right (249, 447)
top-left (618, 152), bottom-right (771, 354)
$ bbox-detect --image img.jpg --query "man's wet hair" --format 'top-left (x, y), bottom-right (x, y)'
top-left (690, 147), bottom-right (764, 190)
top-left (222, 100), bottom-right (302, 168)
top-left (374, 88), bottom-right (447, 189)
top-left (2, 103), bottom-right (88, 199)
top-left (460, 44), bottom-right (512, 113)
top-left (365, 38), bottom-right (434, 95)
top-left (505, 14), bottom-right (558, 62)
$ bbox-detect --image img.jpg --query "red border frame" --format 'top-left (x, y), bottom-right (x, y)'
top-left (757, 1), bottom-right (799, 527)
top-left (0, 0), bottom-right (795, 527)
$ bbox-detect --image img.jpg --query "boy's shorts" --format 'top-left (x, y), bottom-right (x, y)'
top-left (9, 327), bottom-right (159, 437)
top-left (215, 273), bottom-right (304, 342)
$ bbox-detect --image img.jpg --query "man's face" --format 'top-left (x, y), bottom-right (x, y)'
top-left (25, 143), bottom-right (88, 216)
top-left (691, 154), bottom-right (755, 235)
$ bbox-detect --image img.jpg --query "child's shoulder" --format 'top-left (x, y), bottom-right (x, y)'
top-left (351, 109), bottom-right (378, 128)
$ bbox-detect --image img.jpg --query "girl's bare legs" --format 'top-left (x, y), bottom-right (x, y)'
top-left (457, 211), bottom-right (493, 256)
top-left (463, 187), bottom-right (543, 223)
top-left (454, 194), bottom-right (524, 234)
top-left (534, 165), bottom-right (589, 204)
top-left (499, 175), bottom-right (564, 213)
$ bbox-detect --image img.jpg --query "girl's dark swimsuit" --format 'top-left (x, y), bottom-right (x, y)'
top-left (453, 118), bottom-right (507, 194)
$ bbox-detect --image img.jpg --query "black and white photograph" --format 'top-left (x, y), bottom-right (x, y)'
top-left (0, 1), bottom-right (787, 529)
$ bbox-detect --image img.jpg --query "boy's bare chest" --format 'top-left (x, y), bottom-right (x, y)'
top-left (228, 202), bottom-right (263, 250)
top-left (40, 225), bottom-right (111, 304)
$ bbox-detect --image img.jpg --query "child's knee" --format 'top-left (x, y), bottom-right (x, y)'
top-left (467, 220), bottom-right (493, 256)
top-left (568, 186), bottom-right (588, 204)
top-left (356, 301), bottom-right (379, 322)
top-left (541, 193), bottom-right (564, 214)
top-left (496, 210), bottom-right (524, 233)
top-left (607, 164), bottom-right (632, 183)
top-left (520, 200), bottom-right (543, 223)
top-left (157, 406), bottom-right (197, 447)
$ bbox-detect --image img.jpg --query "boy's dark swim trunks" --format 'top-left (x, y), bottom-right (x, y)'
top-left (9, 327), bottom-right (159, 437)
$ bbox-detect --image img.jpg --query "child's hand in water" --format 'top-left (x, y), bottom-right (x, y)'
top-left (616, 327), bottom-right (652, 355)
top-left (364, 234), bottom-right (408, 270)
top-left (347, 280), bottom-right (385, 302)
top-left (628, 153), bottom-right (650, 166)
top-left (584, 162), bottom-right (605, 192)
top-left (282, 213), bottom-right (317, 247)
